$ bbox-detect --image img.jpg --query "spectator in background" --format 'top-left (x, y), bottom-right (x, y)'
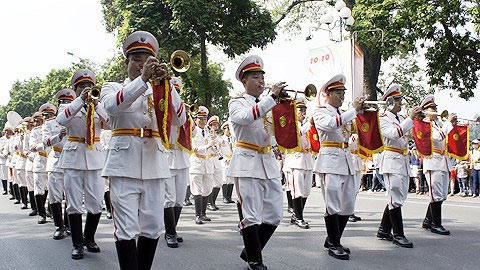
top-left (470, 140), bottom-right (480, 198)
top-left (410, 148), bottom-right (421, 194)
top-left (457, 161), bottom-right (469, 196)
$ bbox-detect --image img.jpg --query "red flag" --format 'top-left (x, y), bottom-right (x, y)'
top-left (271, 100), bottom-right (301, 152)
top-left (447, 124), bottom-right (469, 160)
top-left (413, 119), bottom-right (433, 157)
top-left (152, 79), bottom-right (173, 148)
top-left (177, 116), bottom-right (193, 153)
top-left (307, 125), bottom-right (320, 154)
top-left (355, 110), bottom-right (384, 155)
top-left (85, 102), bottom-right (95, 150)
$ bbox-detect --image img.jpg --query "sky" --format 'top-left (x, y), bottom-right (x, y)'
top-left (1, 0), bottom-right (479, 120)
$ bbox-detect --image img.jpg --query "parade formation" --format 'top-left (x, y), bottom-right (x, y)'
top-left (1, 29), bottom-right (479, 270)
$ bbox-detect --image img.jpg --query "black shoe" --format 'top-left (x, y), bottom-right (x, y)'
top-left (207, 204), bottom-right (218, 211)
top-left (348, 215), bottom-right (357, 222)
top-left (351, 214), bottom-right (361, 221)
top-left (84, 239), bottom-right (101, 253)
top-left (328, 245), bottom-right (349, 260)
top-left (247, 262), bottom-right (268, 270)
top-left (46, 211), bottom-right (52, 219)
top-left (38, 216), bottom-right (46, 224)
top-left (430, 225), bottom-right (450, 235)
top-left (71, 246), bottom-right (84, 260)
top-left (2, 191), bottom-right (6, 195)
top-left (106, 212), bottom-right (112, 219)
top-left (422, 218), bottom-right (432, 230)
top-left (21, 203), bottom-right (28, 209)
top-left (324, 238), bottom-right (350, 254)
top-left (223, 198), bottom-right (230, 204)
top-left (165, 233), bottom-right (179, 248)
top-left (392, 235), bottom-right (413, 248)
top-left (195, 216), bottom-right (204, 225)
top-left (53, 227), bottom-right (66, 240)
top-left (176, 234), bottom-right (183, 243)
top-left (376, 228), bottom-right (393, 241)
top-left (293, 219), bottom-right (310, 229)
top-left (287, 207), bottom-right (293, 214)
top-left (201, 215), bottom-right (212, 222)
top-left (14, 200), bottom-right (20, 204)
top-left (183, 200), bottom-right (193, 206)
top-left (65, 226), bottom-right (71, 236)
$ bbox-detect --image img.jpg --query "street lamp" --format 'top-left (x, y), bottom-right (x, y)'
top-left (318, 0), bottom-right (355, 42)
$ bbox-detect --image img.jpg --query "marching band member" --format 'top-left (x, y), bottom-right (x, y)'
top-left (0, 128), bottom-right (8, 195)
top-left (347, 133), bottom-right (362, 222)
top-left (14, 121), bottom-right (29, 210)
top-left (24, 117), bottom-right (38, 216)
top-left (207, 115), bottom-right (223, 211)
top-left (283, 97), bottom-right (314, 229)
top-left (313, 73), bottom-right (365, 260)
top-left (376, 85), bottom-right (422, 248)
top-left (190, 106), bottom-right (214, 224)
top-left (420, 95), bottom-right (453, 235)
top-left (30, 111), bottom-right (48, 224)
top-left (43, 91), bottom-right (73, 240)
top-left (4, 123), bottom-right (15, 201)
top-left (229, 55), bottom-right (284, 270)
top-left (164, 76), bottom-right (189, 248)
top-left (100, 30), bottom-right (185, 269)
top-left (99, 128), bottom-right (112, 219)
top-left (10, 125), bottom-right (20, 205)
top-left (220, 121), bottom-right (235, 204)
top-left (57, 69), bottom-right (108, 259)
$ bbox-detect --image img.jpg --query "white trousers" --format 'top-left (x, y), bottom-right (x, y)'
top-left (285, 168), bottom-right (313, 199)
top-left (318, 173), bottom-right (356, 216)
top-left (7, 167), bottom-right (13, 182)
top-left (222, 169), bottom-right (235, 185)
top-left (104, 177), bottom-right (110, 192)
top-left (426, 170), bottom-right (449, 202)
top-left (384, 173), bottom-right (409, 209)
top-left (0, 164), bottom-right (7, 180)
top-left (12, 168), bottom-right (18, 184)
top-left (33, 172), bottom-right (47, 195)
top-left (235, 177), bottom-right (283, 229)
top-left (190, 173), bottom-right (213, 196)
top-left (26, 171), bottom-right (34, 191)
top-left (212, 167), bottom-right (224, 188)
top-left (110, 177), bottom-right (166, 241)
top-left (16, 169), bottom-right (27, 187)
top-left (165, 168), bottom-right (189, 208)
top-left (64, 169), bottom-right (103, 214)
top-left (48, 171), bottom-right (64, 204)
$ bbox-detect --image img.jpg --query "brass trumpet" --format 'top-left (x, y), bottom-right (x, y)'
top-left (424, 110), bottom-right (480, 123)
top-left (186, 103), bottom-right (199, 115)
top-left (87, 86), bottom-right (101, 102)
top-left (152, 50), bottom-right (190, 81)
top-left (279, 84), bottom-right (318, 101)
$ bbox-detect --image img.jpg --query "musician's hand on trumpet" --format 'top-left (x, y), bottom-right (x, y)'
top-left (271, 82), bottom-right (288, 99)
top-left (447, 112), bottom-right (458, 125)
top-left (141, 56), bottom-right (164, 82)
top-left (352, 96), bottom-right (366, 113)
top-left (408, 106), bottom-right (423, 120)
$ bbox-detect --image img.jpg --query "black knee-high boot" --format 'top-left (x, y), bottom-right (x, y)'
top-left (286, 190), bottom-right (293, 213)
top-left (227, 183), bottom-right (235, 203)
top-left (20, 186), bottom-right (29, 209)
top-left (28, 191), bottom-right (37, 216)
top-left (208, 187), bottom-right (220, 210)
top-left (241, 225), bottom-right (264, 267)
top-left (222, 184), bottom-right (229, 203)
top-left (164, 207), bottom-right (178, 248)
top-left (116, 239), bottom-right (138, 270)
top-left (2, 180), bottom-right (7, 195)
top-left (104, 191), bottom-right (112, 219)
top-left (389, 207), bottom-right (413, 248)
top-left (194, 195), bottom-right (203, 224)
top-left (324, 214), bottom-right (349, 260)
top-left (36, 194), bottom-right (46, 224)
top-left (377, 205), bottom-right (393, 240)
top-left (430, 201), bottom-right (450, 235)
top-left (173, 206), bottom-right (183, 242)
top-left (69, 213), bottom-right (84, 260)
top-left (84, 212), bottom-right (101, 252)
top-left (183, 186), bottom-right (192, 206)
top-left (291, 197), bottom-right (309, 229)
top-left (64, 201), bottom-right (70, 235)
top-left (51, 202), bottom-right (65, 240)
top-left (201, 196), bottom-right (211, 221)
top-left (423, 203), bottom-right (433, 229)
top-left (9, 182), bottom-right (15, 200)
top-left (137, 236), bottom-right (159, 270)
top-left (13, 184), bottom-right (21, 204)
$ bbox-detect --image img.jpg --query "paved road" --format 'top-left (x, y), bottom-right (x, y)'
top-left (1, 188), bottom-right (479, 270)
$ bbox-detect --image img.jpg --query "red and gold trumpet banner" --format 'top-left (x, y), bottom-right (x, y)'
top-left (307, 125), bottom-right (320, 154)
top-left (177, 115), bottom-right (193, 153)
top-left (152, 79), bottom-right (173, 148)
top-left (271, 101), bottom-right (301, 152)
top-left (355, 110), bottom-right (384, 155)
top-left (85, 102), bottom-right (95, 150)
top-left (413, 119), bottom-right (433, 157)
top-left (447, 124), bottom-right (469, 160)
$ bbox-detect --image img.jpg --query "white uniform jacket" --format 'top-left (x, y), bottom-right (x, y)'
top-left (312, 104), bottom-right (357, 175)
top-left (209, 132), bottom-right (224, 170)
top-left (423, 121), bottom-right (453, 173)
top-left (43, 118), bottom-right (66, 173)
top-left (14, 135), bottom-right (26, 170)
top-left (57, 97), bottom-right (109, 171)
top-left (100, 76), bottom-right (185, 179)
top-left (283, 121), bottom-right (314, 171)
top-left (5, 137), bottom-right (14, 168)
top-left (227, 94), bottom-right (280, 180)
top-left (220, 135), bottom-right (233, 168)
top-left (348, 134), bottom-right (362, 173)
top-left (379, 111), bottom-right (413, 176)
top-left (29, 126), bottom-right (47, 173)
top-left (168, 124), bottom-right (190, 170)
top-left (24, 132), bottom-right (34, 172)
top-left (190, 126), bottom-right (214, 174)
top-left (0, 136), bottom-right (7, 165)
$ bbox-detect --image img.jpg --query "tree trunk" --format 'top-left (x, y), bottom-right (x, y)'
top-left (200, 32), bottom-right (211, 108)
top-left (362, 47), bottom-right (382, 100)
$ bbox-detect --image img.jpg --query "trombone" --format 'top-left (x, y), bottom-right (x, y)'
top-left (151, 50), bottom-right (190, 82)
